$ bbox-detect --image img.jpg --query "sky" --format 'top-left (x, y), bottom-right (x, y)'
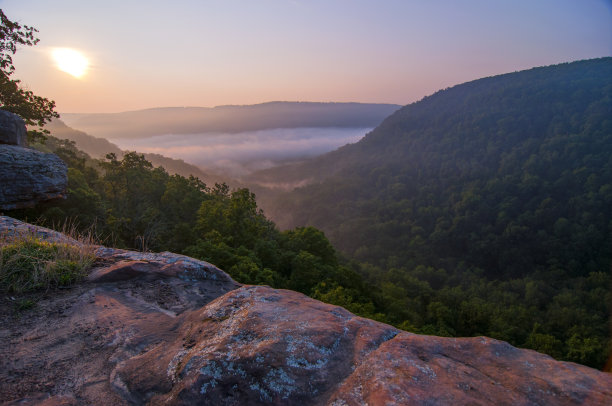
top-left (1, 0), bottom-right (611, 113)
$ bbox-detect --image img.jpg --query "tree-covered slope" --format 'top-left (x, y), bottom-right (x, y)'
top-left (260, 58), bottom-right (612, 277)
top-left (251, 59), bottom-right (612, 368)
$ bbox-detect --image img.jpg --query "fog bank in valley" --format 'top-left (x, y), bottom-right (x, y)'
top-left (108, 127), bottom-right (371, 178)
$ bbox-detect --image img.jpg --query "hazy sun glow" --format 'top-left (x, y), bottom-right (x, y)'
top-left (52, 48), bottom-right (88, 78)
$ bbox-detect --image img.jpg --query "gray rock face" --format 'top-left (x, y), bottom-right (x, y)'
top-left (0, 111), bottom-right (66, 210)
top-left (0, 145), bottom-right (68, 210)
top-left (0, 110), bottom-right (27, 147)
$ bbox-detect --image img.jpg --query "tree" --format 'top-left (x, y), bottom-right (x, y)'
top-left (0, 9), bottom-right (59, 143)
top-left (284, 227), bottom-right (337, 267)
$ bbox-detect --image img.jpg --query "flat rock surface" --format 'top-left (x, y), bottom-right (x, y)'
top-left (0, 145), bottom-right (67, 210)
top-left (1, 217), bottom-right (611, 405)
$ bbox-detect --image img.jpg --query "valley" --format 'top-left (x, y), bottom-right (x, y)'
top-left (2, 3), bottom-right (611, 403)
top-left (18, 58), bottom-right (611, 371)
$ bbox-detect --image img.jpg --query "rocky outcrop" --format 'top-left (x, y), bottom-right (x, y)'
top-left (0, 146), bottom-right (67, 210)
top-left (1, 216), bottom-right (611, 405)
top-left (0, 110), bottom-right (67, 210)
top-left (328, 334), bottom-right (610, 405)
top-left (0, 110), bottom-right (26, 147)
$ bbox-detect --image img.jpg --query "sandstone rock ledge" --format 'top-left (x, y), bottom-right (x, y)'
top-left (0, 145), bottom-right (67, 210)
top-left (0, 110), bottom-right (68, 210)
top-left (1, 217), bottom-right (611, 405)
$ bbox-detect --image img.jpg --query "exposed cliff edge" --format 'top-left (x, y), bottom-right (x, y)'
top-left (0, 111), bottom-right (67, 210)
top-left (1, 216), bottom-right (611, 405)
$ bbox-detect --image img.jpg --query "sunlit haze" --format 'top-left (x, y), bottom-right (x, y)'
top-left (2, 0), bottom-right (611, 113)
top-left (51, 48), bottom-right (89, 78)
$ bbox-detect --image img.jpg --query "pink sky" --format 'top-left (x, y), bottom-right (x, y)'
top-left (2, 0), bottom-right (611, 113)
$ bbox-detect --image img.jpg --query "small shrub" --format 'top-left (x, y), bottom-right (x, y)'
top-left (0, 233), bottom-right (96, 293)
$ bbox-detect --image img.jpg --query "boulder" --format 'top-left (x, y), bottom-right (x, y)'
top-left (0, 145), bottom-right (67, 210)
top-left (0, 110), bottom-right (27, 147)
top-left (1, 217), bottom-right (611, 405)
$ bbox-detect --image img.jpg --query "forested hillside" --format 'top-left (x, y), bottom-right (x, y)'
top-left (252, 58), bottom-right (612, 368)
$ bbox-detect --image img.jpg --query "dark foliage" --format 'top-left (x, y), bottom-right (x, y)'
top-left (0, 9), bottom-right (58, 143)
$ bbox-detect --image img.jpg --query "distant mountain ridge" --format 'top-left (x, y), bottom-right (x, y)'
top-left (60, 102), bottom-right (401, 139)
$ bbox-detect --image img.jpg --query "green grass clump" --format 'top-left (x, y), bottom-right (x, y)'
top-left (0, 234), bottom-right (96, 293)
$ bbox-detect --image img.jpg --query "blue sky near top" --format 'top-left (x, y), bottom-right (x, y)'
top-left (1, 0), bottom-right (610, 113)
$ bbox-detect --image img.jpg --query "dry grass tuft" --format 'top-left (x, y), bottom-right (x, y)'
top-left (0, 226), bottom-right (97, 293)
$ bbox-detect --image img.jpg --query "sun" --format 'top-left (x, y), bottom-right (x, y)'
top-left (52, 48), bottom-right (89, 78)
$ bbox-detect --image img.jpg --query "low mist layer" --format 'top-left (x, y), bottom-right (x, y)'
top-left (108, 127), bottom-right (371, 177)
